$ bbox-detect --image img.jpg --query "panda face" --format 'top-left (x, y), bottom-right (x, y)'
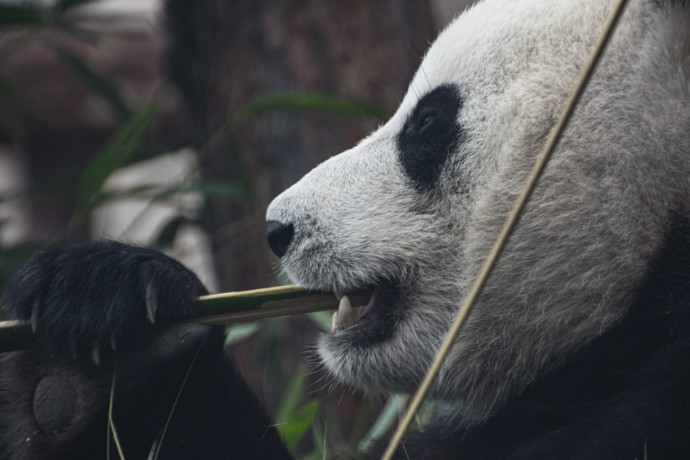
top-left (266, 0), bottom-right (690, 419)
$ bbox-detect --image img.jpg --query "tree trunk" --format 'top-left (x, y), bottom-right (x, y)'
top-left (166, 0), bottom-right (438, 292)
top-left (163, 0), bottom-right (443, 448)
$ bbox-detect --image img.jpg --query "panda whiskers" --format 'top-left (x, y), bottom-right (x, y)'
top-left (419, 62), bottom-right (433, 94)
top-left (302, 345), bottom-right (333, 395)
top-left (304, 343), bottom-right (352, 398)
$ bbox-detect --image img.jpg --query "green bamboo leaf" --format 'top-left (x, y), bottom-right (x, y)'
top-left (224, 322), bottom-right (260, 345)
top-left (277, 401), bottom-right (319, 451)
top-left (54, 47), bottom-right (130, 121)
top-left (86, 184), bottom-right (161, 208)
top-left (86, 180), bottom-right (245, 210)
top-left (54, 0), bottom-right (99, 14)
top-left (276, 372), bottom-right (307, 424)
top-left (273, 368), bottom-right (321, 450)
top-left (151, 216), bottom-right (187, 250)
top-left (153, 181), bottom-right (246, 201)
top-left (76, 101), bottom-right (157, 213)
top-left (358, 394), bottom-right (408, 454)
top-left (0, 4), bottom-right (48, 27)
top-left (231, 92), bottom-right (388, 127)
top-left (310, 421), bottom-right (327, 460)
top-left (0, 77), bottom-right (26, 146)
top-left (0, 245), bottom-right (35, 294)
top-left (307, 310), bottom-right (333, 332)
top-left (127, 142), bottom-right (195, 164)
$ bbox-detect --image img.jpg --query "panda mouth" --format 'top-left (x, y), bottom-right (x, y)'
top-left (330, 281), bottom-right (400, 342)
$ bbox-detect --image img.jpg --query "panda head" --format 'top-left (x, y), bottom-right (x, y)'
top-left (266, 0), bottom-right (690, 420)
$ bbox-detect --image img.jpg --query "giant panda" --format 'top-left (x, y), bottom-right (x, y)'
top-left (2, 0), bottom-right (690, 458)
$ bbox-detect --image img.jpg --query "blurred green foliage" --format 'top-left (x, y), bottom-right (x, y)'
top-left (0, 1), bottom-right (414, 457)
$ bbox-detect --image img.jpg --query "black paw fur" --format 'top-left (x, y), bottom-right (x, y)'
top-left (2, 242), bottom-right (208, 361)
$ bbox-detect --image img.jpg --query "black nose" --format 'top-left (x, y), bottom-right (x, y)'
top-left (267, 220), bottom-right (294, 258)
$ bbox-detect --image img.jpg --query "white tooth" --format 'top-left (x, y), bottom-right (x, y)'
top-left (332, 295), bottom-right (359, 333)
top-left (336, 295), bottom-right (356, 331)
top-left (338, 295), bottom-right (352, 314)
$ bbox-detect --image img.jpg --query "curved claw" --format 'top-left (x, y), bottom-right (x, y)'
top-left (30, 298), bottom-right (40, 333)
top-left (90, 345), bottom-right (101, 366)
top-left (145, 282), bottom-right (157, 325)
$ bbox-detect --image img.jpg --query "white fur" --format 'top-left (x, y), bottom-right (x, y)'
top-left (267, 0), bottom-right (690, 421)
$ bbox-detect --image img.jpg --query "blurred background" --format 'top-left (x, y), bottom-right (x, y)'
top-left (0, 0), bottom-right (473, 457)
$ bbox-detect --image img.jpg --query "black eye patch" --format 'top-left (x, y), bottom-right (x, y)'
top-left (397, 84), bottom-right (463, 189)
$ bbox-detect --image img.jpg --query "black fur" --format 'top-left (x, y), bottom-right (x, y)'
top-left (3, 242), bottom-right (209, 356)
top-left (0, 242), bottom-right (291, 460)
top-left (397, 84), bottom-right (464, 189)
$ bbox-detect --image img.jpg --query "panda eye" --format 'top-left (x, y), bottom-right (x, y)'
top-left (413, 108), bottom-right (440, 133)
top-left (398, 84), bottom-right (464, 189)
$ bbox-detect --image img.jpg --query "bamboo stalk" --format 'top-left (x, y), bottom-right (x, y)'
top-left (0, 285), bottom-right (370, 353)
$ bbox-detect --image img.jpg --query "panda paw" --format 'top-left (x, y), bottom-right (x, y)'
top-left (2, 241), bottom-right (208, 363)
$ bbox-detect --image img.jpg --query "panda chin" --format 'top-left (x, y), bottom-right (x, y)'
top-left (330, 280), bottom-right (400, 344)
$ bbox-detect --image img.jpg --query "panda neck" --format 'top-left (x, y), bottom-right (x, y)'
top-left (476, 216), bottom-right (690, 457)
top-left (386, 217), bottom-right (690, 459)
top-left (531, 216), bottom-right (690, 406)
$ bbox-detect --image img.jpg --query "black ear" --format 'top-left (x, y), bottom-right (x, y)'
top-left (397, 84), bottom-right (464, 189)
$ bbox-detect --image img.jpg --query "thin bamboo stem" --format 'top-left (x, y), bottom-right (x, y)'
top-left (0, 285), bottom-right (369, 353)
